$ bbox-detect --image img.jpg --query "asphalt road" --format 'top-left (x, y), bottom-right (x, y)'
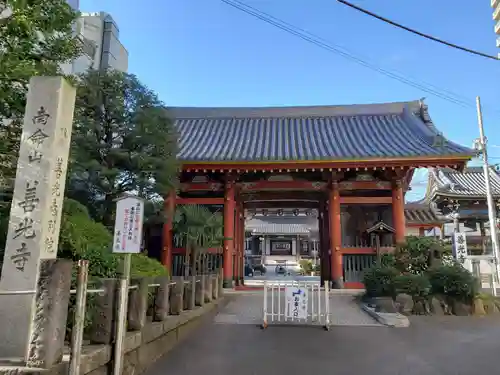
top-left (146, 297), bottom-right (500, 375)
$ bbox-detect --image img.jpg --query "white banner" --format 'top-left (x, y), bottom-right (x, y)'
top-left (112, 196), bottom-right (144, 254)
top-left (285, 286), bottom-right (308, 320)
top-left (453, 232), bottom-right (468, 261)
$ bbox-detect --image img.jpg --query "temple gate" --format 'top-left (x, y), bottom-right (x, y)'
top-left (159, 100), bottom-right (474, 288)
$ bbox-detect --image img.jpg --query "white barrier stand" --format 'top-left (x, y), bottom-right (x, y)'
top-left (261, 280), bottom-right (330, 331)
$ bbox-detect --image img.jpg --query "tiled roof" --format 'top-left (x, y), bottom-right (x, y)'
top-left (404, 203), bottom-right (444, 225)
top-left (428, 167), bottom-right (500, 198)
top-left (170, 100), bottom-right (474, 162)
top-left (246, 216), bottom-right (315, 235)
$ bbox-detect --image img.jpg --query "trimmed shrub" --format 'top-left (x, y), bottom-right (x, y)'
top-left (394, 274), bottom-right (431, 300)
top-left (130, 253), bottom-right (168, 278)
top-left (380, 253), bottom-right (396, 268)
top-left (395, 236), bottom-right (445, 275)
top-left (59, 199), bottom-right (167, 279)
top-left (58, 199), bottom-right (167, 339)
top-left (299, 259), bottom-right (314, 274)
top-left (427, 263), bottom-right (478, 303)
top-left (363, 265), bottom-right (399, 298)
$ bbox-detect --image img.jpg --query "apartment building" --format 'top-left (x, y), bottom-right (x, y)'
top-left (62, 12), bottom-right (129, 74)
top-left (492, 0), bottom-right (500, 49)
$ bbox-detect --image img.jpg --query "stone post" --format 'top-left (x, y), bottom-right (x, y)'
top-left (189, 275), bottom-right (196, 309)
top-left (127, 277), bottom-right (149, 330)
top-left (89, 279), bottom-right (118, 345)
top-left (170, 277), bottom-right (184, 315)
top-left (212, 274), bottom-right (219, 300)
top-left (218, 268), bottom-right (224, 296)
top-left (195, 275), bottom-right (205, 306)
top-left (153, 276), bottom-right (170, 321)
top-left (204, 274), bottom-right (213, 303)
top-left (0, 77), bottom-right (76, 361)
top-left (26, 259), bottom-right (73, 368)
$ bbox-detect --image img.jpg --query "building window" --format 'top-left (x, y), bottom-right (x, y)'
top-left (301, 240), bottom-right (309, 254)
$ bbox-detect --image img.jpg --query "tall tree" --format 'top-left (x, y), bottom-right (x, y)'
top-left (0, 0), bottom-right (81, 190)
top-left (68, 69), bottom-right (178, 227)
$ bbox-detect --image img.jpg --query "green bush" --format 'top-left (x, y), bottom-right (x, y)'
top-left (394, 274), bottom-right (431, 300)
top-left (129, 253), bottom-right (168, 278)
top-left (59, 199), bottom-right (167, 279)
top-left (380, 253), bottom-right (396, 268)
top-left (58, 199), bottom-right (167, 339)
top-left (363, 265), bottom-right (399, 298)
top-left (427, 263), bottom-right (477, 303)
top-left (395, 236), bottom-right (445, 275)
top-left (299, 259), bottom-right (314, 274)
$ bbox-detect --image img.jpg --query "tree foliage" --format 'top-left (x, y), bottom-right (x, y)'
top-left (0, 0), bottom-right (81, 187)
top-left (67, 69), bottom-right (178, 227)
top-left (173, 204), bottom-right (224, 276)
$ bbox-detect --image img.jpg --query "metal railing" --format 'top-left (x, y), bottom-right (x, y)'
top-left (261, 280), bottom-right (330, 330)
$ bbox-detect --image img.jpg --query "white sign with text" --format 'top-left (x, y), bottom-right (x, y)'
top-left (454, 232), bottom-right (468, 261)
top-left (112, 196), bottom-right (144, 254)
top-left (285, 286), bottom-right (308, 320)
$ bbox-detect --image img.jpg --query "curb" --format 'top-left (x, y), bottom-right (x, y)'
top-left (361, 303), bottom-right (410, 328)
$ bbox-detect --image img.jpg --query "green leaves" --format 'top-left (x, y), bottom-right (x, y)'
top-left (0, 0), bottom-right (81, 192)
top-left (173, 204), bottom-right (224, 250)
top-left (68, 69), bottom-right (178, 226)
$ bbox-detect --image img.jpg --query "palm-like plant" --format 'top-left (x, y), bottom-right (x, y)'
top-left (172, 204), bottom-right (225, 276)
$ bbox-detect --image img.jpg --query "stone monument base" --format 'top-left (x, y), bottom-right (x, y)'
top-left (0, 260), bottom-right (72, 368)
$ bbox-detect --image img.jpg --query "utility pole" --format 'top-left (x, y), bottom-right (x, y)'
top-left (475, 96), bottom-right (500, 296)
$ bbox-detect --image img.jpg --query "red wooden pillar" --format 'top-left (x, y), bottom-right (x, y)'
top-left (319, 199), bottom-right (331, 286)
top-left (162, 191), bottom-right (176, 273)
top-left (234, 202), bottom-right (241, 285)
top-left (223, 181), bottom-right (235, 288)
top-left (318, 205), bottom-right (325, 286)
top-left (239, 203), bottom-right (245, 284)
top-left (392, 180), bottom-right (406, 244)
top-left (329, 182), bottom-right (343, 288)
top-left (418, 227), bottom-right (425, 236)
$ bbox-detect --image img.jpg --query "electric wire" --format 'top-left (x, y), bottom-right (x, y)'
top-left (220, 0), bottom-right (477, 110)
top-left (337, 0), bottom-right (499, 61)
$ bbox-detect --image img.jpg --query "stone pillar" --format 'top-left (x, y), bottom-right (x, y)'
top-left (0, 77), bottom-right (76, 361)
top-left (127, 277), bottom-right (149, 331)
top-left (154, 276), bottom-right (171, 321)
top-left (204, 274), bottom-right (213, 303)
top-left (26, 260), bottom-right (72, 368)
top-left (89, 279), bottom-right (118, 345)
top-left (195, 275), bottom-right (205, 306)
top-left (162, 191), bottom-right (176, 272)
top-left (392, 180), bottom-right (406, 244)
top-left (223, 180), bottom-right (235, 288)
top-left (329, 182), bottom-right (343, 289)
top-left (212, 274), bottom-right (219, 299)
top-left (170, 277), bottom-right (184, 315)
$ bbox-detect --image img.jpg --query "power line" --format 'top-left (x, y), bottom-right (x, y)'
top-left (220, 0), bottom-right (478, 109)
top-left (337, 0), bottom-right (499, 61)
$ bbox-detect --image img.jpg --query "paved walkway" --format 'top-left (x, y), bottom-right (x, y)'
top-left (215, 293), bottom-right (380, 326)
top-left (146, 297), bottom-right (500, 375)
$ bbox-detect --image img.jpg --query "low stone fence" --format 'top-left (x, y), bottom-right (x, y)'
top-left (67, 273), bottom-right (224, 375)
top-left (0, 260), bottom-right (225, 375)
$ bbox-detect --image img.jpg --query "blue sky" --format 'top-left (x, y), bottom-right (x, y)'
top-left (80, 0), bottom-right (500, 201)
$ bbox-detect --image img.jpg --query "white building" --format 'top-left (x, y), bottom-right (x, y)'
top-left (62, 12), bottom-right (129, 74)
top-left (492, 0), bottom-right (500, 50)
top-left (66, 0), bottom-right (79, 10)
